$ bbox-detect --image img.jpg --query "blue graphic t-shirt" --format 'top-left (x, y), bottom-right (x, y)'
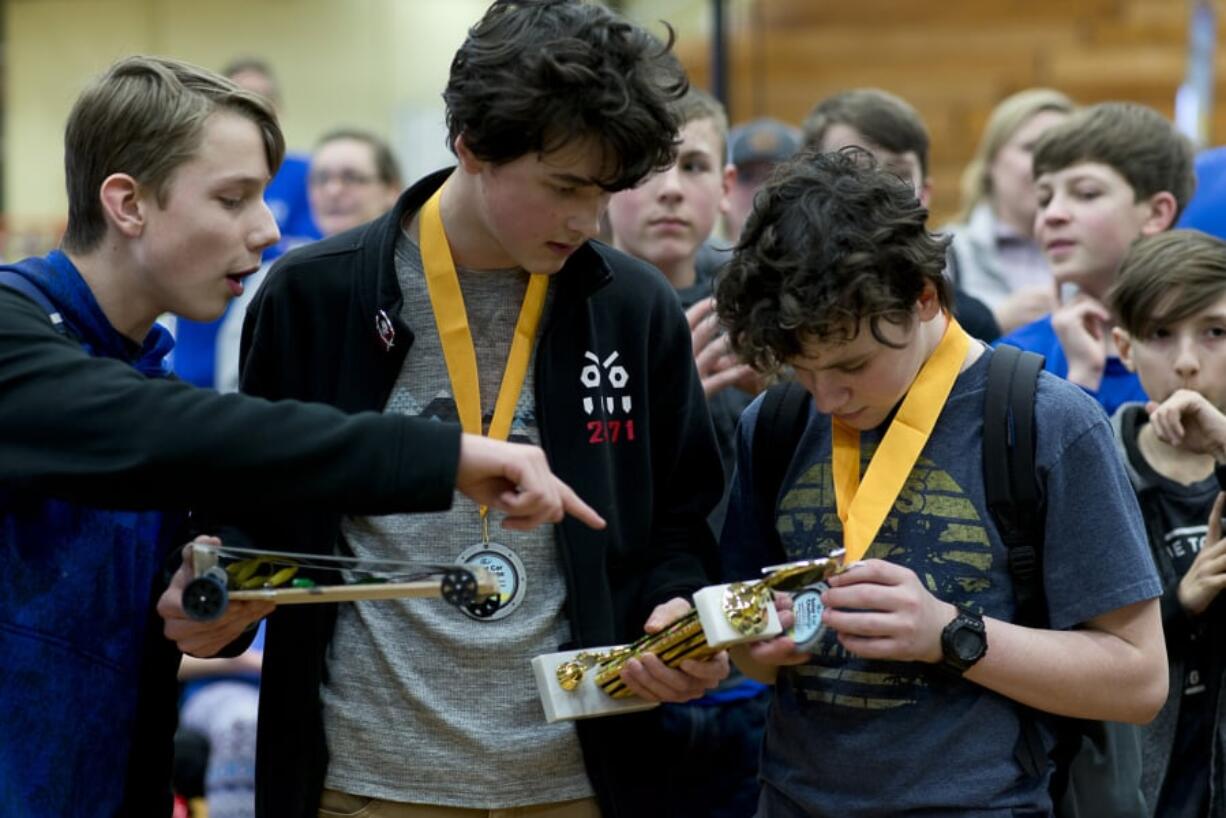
top-left (721, 349), bottom-right (1161, 817)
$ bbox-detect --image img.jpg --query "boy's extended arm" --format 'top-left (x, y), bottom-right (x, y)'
top-left (823, 560), bottom-right (1166, 724)
top-left (0, 289), bottom-right (459, 513)
top-left (2, 287), bottom-right (601, 531)
top-left (963, 594), bottom-right (1166, 723)
top-left (735, 559), bottom-right (1168, 722)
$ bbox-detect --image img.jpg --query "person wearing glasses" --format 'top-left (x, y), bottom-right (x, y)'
top-left (307, 129), bottom-right (403, 238)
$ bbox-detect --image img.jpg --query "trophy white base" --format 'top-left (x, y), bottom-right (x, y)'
top-left (531, 648), bottom-right (660, 723)
top-left (693, 583), bottom-right (782, 648)
top-left (532, 586), bottom-right (783, 723)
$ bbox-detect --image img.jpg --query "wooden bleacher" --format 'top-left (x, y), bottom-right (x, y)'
top-left (675, 0), bottom-right (1224, 226)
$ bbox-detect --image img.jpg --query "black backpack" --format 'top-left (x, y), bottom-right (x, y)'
top-left (0, 271), bottom-right (68, 336)
top-left (750, 344), bottom-right (1147, 818)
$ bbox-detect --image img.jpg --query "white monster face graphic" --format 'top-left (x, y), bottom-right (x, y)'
top-left (580, 350), bottom-right (633, 416)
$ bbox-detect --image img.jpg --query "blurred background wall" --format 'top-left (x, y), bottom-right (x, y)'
top-left (3, 0), bottom-right (488, 254)
top-left (2, 0), bottom-right (1222, 254)
top-left (632, 0), bottom-right (1224, 225)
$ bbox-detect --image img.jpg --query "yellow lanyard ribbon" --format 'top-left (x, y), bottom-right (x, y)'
top-left (419, 185), bottom-right (550, 524)
top-left (832, 317), bottom-right (971, 565)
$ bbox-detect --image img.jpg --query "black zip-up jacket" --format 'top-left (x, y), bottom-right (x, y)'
top-left (236, 170), bottom-right (724, 818)
top-left (0, 270), bottom-right (462, 817)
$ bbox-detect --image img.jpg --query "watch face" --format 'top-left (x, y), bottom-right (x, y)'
top-left (941, 611), bottom-right (987, 673)
top-left (953, 627), bottom-right (984, 660)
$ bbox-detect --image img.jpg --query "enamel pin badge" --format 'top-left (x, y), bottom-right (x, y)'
top-left (375, 309), bottom-right (395, 351)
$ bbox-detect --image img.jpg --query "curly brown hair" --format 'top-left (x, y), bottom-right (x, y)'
top-left (715, 147), bottom-right (951, 373)
top-left (443, 0), bottom-right (687, 192)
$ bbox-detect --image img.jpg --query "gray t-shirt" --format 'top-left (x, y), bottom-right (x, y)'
top-left (722, 349), bottom-right (1162, 817)
top-left (321, 228), bottom-right (591, 807)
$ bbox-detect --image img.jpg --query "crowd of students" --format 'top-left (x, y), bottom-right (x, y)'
top-left (4, 1), bottom-right (1226, 817)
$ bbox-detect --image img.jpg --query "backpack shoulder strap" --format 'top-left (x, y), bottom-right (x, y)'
top-left (752, 380), bottom-right (812, 564)
top-left (985, 345), bottom-right (1050, 781)
top-left (984, 344), bottom-right (1046, 627)
top-left (0, 270), bottom-right (66, 335)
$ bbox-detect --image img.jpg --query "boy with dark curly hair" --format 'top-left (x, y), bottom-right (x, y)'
top-left (213, 2), bottom-right (730, 816)
top-left (715, 148), bottom-right (1166, 816)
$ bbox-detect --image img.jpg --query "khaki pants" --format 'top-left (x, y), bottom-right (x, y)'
top-left (318, 789), bottom-right (602, 818)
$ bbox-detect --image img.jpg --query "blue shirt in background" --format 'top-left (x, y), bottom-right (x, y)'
top-left (996, 314), bottom-right (1145, 416)
top-left (1179, 146), bottom-right (1226, 241)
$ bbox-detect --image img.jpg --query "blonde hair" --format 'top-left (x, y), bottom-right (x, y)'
top-left (956, 88), bottom-right (1075, 223)
top-left (63, 55), bottom-right (284, 253)
top-left (672, 87), bottom-right (729, 161)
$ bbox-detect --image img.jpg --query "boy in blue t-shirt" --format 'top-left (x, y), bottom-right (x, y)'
top-left (996, 102), bottom-right (1196, 416)
top-left (715, 147), bottom-right (1167, 816)
top-left (1107, 229), bottom-right (1226, 817)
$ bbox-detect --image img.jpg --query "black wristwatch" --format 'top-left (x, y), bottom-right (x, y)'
top-left (939, 606), bottom-right (987, 676)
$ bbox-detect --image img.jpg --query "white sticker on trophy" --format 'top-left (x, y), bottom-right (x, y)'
top-left (788, 582), bottom-right (829, 652)
top-left (457, 542), bottom-right (526, 621)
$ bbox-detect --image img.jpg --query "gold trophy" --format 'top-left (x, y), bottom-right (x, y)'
top-left (532, 556), bottom-right (842, 722)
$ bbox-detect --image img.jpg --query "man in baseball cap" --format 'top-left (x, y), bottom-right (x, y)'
top-left (726, 117), bottom-right (802, 243)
